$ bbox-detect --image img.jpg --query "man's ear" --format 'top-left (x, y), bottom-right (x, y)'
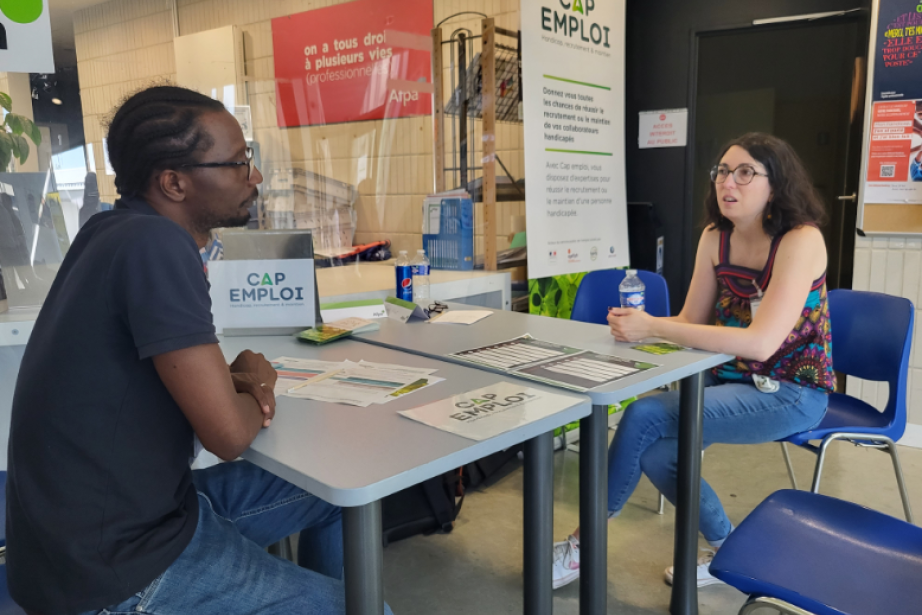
top-left (154, 169), bottom-right (189, 203)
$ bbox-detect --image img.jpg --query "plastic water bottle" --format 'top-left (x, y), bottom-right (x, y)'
top-left (411, 249), bottom-right (431, 301)
top-left (395, 250), bottom-right (414, 302)
top-left (619, 269), bottom-right (645, 311)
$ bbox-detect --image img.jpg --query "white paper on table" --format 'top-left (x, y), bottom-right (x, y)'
top-left (399, 382), bottom-right (580, 441)
top-left (291, 364), bottom-right (430, 406)
top-left (270, 356), bottom-right (349, 396)
top-left (429, 310), bottom-right (493, 325)
top-left (358, 360), bottom-right (438, 376)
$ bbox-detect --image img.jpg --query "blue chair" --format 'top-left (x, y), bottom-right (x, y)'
top-left (570, 269), bottom-right (671, 324)
top-left (709, 489), bottom-right (922, 615)
top-left (779, 290), bottom-right (914, 522)
top-left (0, 471), bottom-right (25, 615)
top-left (571, 269), bottom-right (674, 514)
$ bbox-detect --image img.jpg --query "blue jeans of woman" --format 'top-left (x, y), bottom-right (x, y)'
top-left (79, 460), bottom-right (394, 615)
top-left (607, 372), bottom-right (828, 546)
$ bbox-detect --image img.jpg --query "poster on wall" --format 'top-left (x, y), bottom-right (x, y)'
top-left (520, 0), bottom-right (629, 279)
top-left (271, 0), bottom-right (433, 128)
top-left (863, 0), bottom-right (922, 204)
top-left (0, 0), bottom-right (54, 73)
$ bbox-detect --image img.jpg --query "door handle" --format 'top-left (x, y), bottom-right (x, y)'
top-left (837, 193), bottom-right (857, 202)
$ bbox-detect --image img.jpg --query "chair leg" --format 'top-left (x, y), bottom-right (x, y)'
top-left (657, 492), bottom-right (665, 515)
top-left (739, 596), bottom-right (817, 615)
top-left (779, 442), bottom-right (798, 490)
top-left (883, 437), bottom-right (915, 523)
top-left (809, 436), bottom-right (837, 493)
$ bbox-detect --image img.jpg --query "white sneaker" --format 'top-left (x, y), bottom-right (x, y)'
top-left (552, 535), bottom-right (581, 589)
top-left (663, 549), bottom-right (724, 588)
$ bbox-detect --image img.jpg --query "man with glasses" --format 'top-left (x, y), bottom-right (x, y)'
top-left (6, 86), bottom-right (388, 615)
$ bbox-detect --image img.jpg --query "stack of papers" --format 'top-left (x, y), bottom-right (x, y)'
top-left (448, 335), bottom-right (660, 392)
top-left (270, 357), bottom-right (443, 407)
top-left (296, 317), bottom-right (380, 344)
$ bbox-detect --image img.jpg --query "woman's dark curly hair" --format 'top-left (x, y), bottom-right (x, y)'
top-left (703, 133), bottom-right (827, 236)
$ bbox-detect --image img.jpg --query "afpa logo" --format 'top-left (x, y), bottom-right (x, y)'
top-left (0, 0), bottom-right (44, 50)
top-left (229, 272), bottom-right (305, 304)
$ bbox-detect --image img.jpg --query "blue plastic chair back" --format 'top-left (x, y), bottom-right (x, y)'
top-left (570, 269), bottom-right (670, 325)
top-left (828, 289), bottom-right (913, 435)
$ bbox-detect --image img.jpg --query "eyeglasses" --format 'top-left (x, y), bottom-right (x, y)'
top-left (179, 146), bottom-right (255, 180)
top-left (710, 164), bottom-right (768, 185)
top-left (427, 301), bottom-right (448, 316)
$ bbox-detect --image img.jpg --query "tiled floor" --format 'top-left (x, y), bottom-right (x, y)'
top-left (381, 432), bottom-right (922, 614)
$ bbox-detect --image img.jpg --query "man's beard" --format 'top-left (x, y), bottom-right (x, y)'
top-left (196, 191), bottom-right (258, 233)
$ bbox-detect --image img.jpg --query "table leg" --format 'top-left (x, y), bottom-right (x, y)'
top-left (524, 430), bottom-right (554, 615)
top-left (580, 403), bottom-right (609, 615)
top-left (343, 501), bottom-right (384, 615)
top-left (670, 371), bottom-right (704, 615)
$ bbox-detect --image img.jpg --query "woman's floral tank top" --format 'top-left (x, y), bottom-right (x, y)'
top-left (713, 229), bottom-right (835, 393)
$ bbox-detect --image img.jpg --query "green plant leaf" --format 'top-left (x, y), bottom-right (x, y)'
top-left (21, 118), bottom-right (40, 147)
top-left (29, 121), bottom-right (41, 146)
top-left (0, 132), bottom-right (12, 170)
top-left (13, 135), bottom-right (29, 164)
top-left (6, 114), bottom-right (23, 136)
top-left (0, 92), bottom-right (11, 113)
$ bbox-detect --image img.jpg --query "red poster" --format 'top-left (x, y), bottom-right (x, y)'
top-left (866, 100), bottom-right (915, 182)
top-left (271, 0), bottom-right (433, 127)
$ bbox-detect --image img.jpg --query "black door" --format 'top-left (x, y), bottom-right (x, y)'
top-left (691, 14), bottom-right (869, 290)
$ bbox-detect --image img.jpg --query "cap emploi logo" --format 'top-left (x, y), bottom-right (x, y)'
top-left (229, 272), bottom-right (305, 304)
top-left (450, 391), bottom-right (537, 422)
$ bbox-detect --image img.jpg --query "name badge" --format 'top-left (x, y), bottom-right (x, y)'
top-left (750, 296), bottom-right (762, 320)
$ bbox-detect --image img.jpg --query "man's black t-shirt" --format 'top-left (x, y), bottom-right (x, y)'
top-left (6, 197), bottom-right (218, 614)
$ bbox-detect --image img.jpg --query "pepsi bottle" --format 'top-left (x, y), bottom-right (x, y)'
top-left (395, 250), bottom-right (414, 301)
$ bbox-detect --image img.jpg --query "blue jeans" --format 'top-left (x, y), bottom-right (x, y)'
top-left (81, 460), bottom-right (394, 615)
top-left (607, 373), bottom-right (828, 546)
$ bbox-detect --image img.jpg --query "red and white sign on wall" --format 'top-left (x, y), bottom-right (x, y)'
top-left (637, 108), bottom-right (688, 149)
top-left (271, 0), bottom-right (433, 127)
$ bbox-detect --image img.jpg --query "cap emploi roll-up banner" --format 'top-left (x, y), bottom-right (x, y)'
top-left (0, 0), bottom-right (54, 74)
top-left (521, 0), bottom-right (629, 279)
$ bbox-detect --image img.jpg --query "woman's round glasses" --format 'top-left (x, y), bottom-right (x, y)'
top-left (710, 164), bottom-right (767, 185)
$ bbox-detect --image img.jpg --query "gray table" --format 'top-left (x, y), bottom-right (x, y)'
top-left (352, 305), bottom-right (733, 615)
top-left (219, 336), bottom-right (591, 615)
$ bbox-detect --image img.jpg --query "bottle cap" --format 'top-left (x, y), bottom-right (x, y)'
top-left (417, 249), bottom-right (425, 253)
top-left (627, 269), bottom-right (637, 276)
top-left (399, 250), bottom-right (408, 254)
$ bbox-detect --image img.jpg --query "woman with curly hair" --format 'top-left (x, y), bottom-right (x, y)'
top-left (552, 133), bottom-right (834, 590)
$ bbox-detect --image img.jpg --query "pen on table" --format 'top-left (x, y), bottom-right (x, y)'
top-left (287, 370), bottom-right (340, 393)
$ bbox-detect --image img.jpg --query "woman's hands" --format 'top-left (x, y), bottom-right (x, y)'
top-left (607, 308), bottom-right (660, 343)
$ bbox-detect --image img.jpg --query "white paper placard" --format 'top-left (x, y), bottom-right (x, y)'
top-left (638, 109), bottom-right (688, 149)
top-left (399, 382), bottom-right (579, 441)
top-left (520, 0), bottom-right (630, 279)
top-left (384, 296), bottom-right (429, 323)
top-left (0, 0), bottom-right (54, 74)
top-left (208, 259), bottom-right (315, 333)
